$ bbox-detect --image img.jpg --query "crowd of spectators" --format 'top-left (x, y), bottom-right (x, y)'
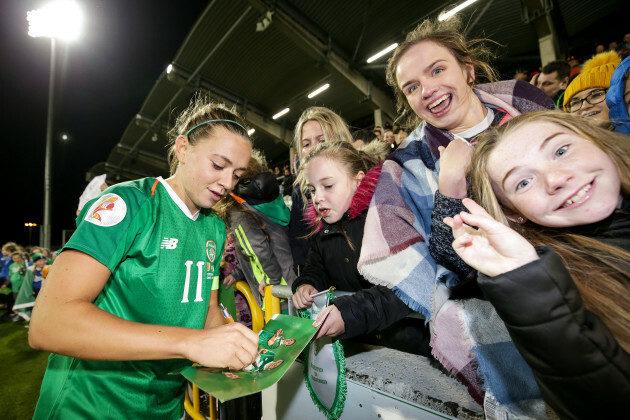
top-left (1, 242), bottom-right (55, 324)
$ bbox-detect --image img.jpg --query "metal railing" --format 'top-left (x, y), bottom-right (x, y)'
top-left (184, 282), bottom-right (285, 419)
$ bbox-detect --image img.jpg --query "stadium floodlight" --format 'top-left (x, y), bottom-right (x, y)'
top-left (27, 0), bottom-right (83, 248)
top-left (366, 43), bottom-right (398, 63)
top-left (272, 108), bottom-right (290, 120)
top-left (438, 0), bottom-right (479, 22)
top-left (27, 1), bottom-right (83, 41)
top-left (308, 83), bottom-right (330, 99)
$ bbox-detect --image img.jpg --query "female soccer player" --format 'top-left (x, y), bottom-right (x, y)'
top-left (30, 99), bottom-right (259, 419)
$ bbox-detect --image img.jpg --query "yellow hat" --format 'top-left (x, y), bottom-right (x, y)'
top-left (563, 51), bottom-right (621, 106)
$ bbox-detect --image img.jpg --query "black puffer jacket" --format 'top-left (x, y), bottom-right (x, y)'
top-left (477, 201), bottom-right (630, 419)
top-left (292, 165), bottom-right (429, 354)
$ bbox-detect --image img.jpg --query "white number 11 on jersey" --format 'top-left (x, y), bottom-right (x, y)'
top-left (181, 260), bottom-right (205, 303)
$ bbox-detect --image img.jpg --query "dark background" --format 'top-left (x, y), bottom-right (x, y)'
top-left (1, 0), bottom-right (207, 248)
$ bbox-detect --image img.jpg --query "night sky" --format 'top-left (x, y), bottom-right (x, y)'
top-left (1, 0), bottom-right (207, 248)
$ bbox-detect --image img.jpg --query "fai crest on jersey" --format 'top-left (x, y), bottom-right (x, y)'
top-left (85, 193), bottom-right (127, 227)
top-left (206, 240), bottom-right (217, 263)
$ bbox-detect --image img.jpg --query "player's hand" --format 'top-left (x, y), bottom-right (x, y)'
top-left (312, 305), bottom-right (345, 339)
top-left (222, 274), bottom-right (237, 289)
top-left (186, 322), bottom-right (259, 370)
top-left (438, 137), bottom-right (473, 199)
top-left (292, 284), bottom-right (317, 309)
top-left (444, 198), bottom-right (539, 277)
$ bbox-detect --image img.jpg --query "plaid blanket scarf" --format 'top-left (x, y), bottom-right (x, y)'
top-left (358, 80), bottom-right (555, 417)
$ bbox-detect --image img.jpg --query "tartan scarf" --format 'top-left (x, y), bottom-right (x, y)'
top-left (358, 80), bottom-right (554, 416)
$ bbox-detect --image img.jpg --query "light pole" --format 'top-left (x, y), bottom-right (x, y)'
top-left (27, 1), bottom-right (82, 248)
top-left (25, 223), bottom-right (38, 246)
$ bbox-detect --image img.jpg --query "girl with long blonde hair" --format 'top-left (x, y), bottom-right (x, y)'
top-left (289, 107), bottom-right (354, 272)
top-left (291, 142), bottom-right (430, 354)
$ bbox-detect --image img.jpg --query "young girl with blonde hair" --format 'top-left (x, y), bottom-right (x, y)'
top-left (291, 142), bottom-right (430, 353)
top-left (290, 107), bottom-right (354, 271)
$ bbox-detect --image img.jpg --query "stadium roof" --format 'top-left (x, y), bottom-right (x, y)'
top-left (106, 0), bottom-right (625, 182)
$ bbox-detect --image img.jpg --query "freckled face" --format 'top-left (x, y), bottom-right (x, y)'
top-left (306, 157), bottom-right (363, 224)
top-left (486, 121), bottom-right (621, 227)
top-left (173, 127), bottom-right (251, 213)
top-left (396, 40), bottom-right (478, 133)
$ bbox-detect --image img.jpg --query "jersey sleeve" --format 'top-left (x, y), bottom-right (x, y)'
top-left (65, 183), bottom-right (151, 273)
top-left (211, 275), bottom-right (220, 291)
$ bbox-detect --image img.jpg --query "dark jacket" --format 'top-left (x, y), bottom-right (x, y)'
top-left (477, 201), bottom-right (630, 419)
top-left (281, 173), bottom-right (295, 197)
top-left (292, 165), bottom-right (428, 354)
top-left (227, 172), bottom-right (297, 305)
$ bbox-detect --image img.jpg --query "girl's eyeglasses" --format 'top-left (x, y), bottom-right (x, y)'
top-left (564, 89), bottom-right (607, 113)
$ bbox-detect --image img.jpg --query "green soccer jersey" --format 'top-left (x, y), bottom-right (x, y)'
top-left (33, 178), bottom-right (225, 420)
top-left (9, 261), bottom-right (26, 293)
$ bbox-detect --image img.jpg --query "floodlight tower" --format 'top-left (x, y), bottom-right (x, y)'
top-left (27, 1), bottom-right (83, 248)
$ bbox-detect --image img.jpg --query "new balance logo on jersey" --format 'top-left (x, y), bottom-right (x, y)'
top-left (160, 238), bottom-right (179, 249)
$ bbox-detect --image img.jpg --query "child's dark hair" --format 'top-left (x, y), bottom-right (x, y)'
top-left (352, 128), bottom-right (375, 144)
top-left (167, 93), bottom-right (251, 175)
top-left (541, 60), bottom-right (571, 81)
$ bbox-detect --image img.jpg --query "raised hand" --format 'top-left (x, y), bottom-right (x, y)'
top-left (438, 136), bottom-right (474, 199)
top-left (444, 198), bottom-right (539, 277)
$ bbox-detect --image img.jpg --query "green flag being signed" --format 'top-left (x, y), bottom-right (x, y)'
top-left (179, 313), bottom-right (317, 402)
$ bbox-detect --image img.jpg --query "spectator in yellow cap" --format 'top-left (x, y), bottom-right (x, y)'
top-left (563, 51), bottom-right (621, 128)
